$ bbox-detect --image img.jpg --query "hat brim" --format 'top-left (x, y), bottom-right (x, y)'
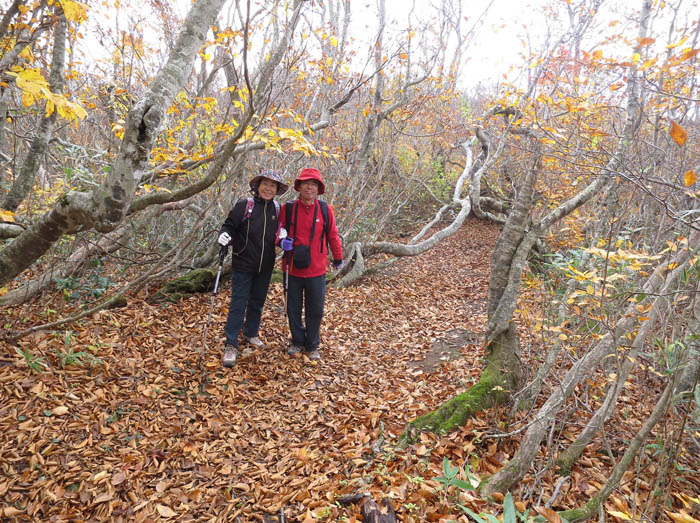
top-left (250, 176), bottom-right (288, 195)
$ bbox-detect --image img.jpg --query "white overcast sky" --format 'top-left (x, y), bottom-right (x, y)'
top-left (85, 0), bottom-right (694, 91)
top-left (381, 0), bottom-right (549, 87)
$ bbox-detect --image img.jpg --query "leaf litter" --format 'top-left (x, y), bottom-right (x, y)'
top-left (2, 217), bottom-right (699, 521)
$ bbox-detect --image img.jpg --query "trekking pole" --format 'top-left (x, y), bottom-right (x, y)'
top-left (279, 229), bottom-right (290, 311)
top-left (198, 245), bottom-right (228, 371)
top-left (283, 257), bottom-right (288, 310)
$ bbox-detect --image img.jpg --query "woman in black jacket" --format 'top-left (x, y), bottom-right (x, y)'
top-left (217, 170), bottom-right (288, 367)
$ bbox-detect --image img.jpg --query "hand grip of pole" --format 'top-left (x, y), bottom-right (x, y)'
top-left (219, 245), bottom-right (228, 263)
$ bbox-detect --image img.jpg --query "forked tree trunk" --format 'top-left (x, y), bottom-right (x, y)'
top-left (556, 231), bottom-right (700, 473)
top-left (558, 379), bottom-right (674, 521)
top-left (479, 0), bottom-right (650, 498)
top-left (0, 0), bottom-right (229, 286)
top-left (404, 138), bottom-right (541, 438)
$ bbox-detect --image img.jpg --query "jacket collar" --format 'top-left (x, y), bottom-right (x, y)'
top-left (298, 198), bottom-right (317, 209)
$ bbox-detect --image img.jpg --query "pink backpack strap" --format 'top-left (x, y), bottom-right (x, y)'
top-left (274, 200), bottom-right (283, 240)
top-left (243, 198), bottom-right (255, 221)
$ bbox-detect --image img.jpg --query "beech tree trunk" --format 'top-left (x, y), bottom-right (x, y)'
top-left (556, 230), bottom-right (700, 473)
top-left (0, 0), bottom-right (228, 286)
top-left (406, 3), bottom-right (649, 464)
top-left (559, 379), bottom-right (674, 521)
top-left (479, 0), bottom-right (650, 497)
top-left (0, 0), bottom-right (316, 294)
top-left (2, 7), bottom-right (66, 212)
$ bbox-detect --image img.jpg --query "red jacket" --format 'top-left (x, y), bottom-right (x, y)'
top-left (280, 199), bottom-right (343, 278)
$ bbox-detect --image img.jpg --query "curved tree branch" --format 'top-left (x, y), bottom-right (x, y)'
top-left (0, 0), bottom-right (228, 287)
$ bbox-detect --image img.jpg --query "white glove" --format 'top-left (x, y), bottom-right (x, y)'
top-left (278, 228), bottom-right (288, 240)
top-left (218, 232), bottom-right (231, 246)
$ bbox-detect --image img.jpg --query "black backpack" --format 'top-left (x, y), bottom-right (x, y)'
top-left (285, 200), bottom-right (330, 253)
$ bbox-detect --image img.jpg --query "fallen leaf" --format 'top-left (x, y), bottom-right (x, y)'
top-left (52, 405), bottom-right (69, 416)
top-left (609, 510), bottom-right (632, 520)
top-left (112, 471), bottom-right (126, 485)
top-left (535, 506), bottom-right (562, 523)
top-left (93, 470), bottom-right (109, 482)
top-left (666, 511), bottom-right (700, 523)
top-left (3, 507), bottom-right (23, 517)
top-left (156, 504), bottom-right (177, 518)
top-left (93, 492), bottom-right (112, 504)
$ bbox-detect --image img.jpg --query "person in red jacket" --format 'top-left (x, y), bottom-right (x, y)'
top-left (279, 168), bottom-right (343, 361)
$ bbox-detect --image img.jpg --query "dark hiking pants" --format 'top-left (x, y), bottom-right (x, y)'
top-left (286, 274), bottom-right (325, 351)
top-left (224, 269), bottom-right (272, 347)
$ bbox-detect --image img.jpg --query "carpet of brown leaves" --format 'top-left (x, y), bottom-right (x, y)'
top-left (2, 218), bottom-right (699, 522)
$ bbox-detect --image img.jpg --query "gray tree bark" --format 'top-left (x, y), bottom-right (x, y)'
top-left (556, 230), bottom-right (700, 473)
top-left (480, 0), bottom-right (650, 497)
top-left (2, 7), bottom-right (66, 212)
top-left (0, 0), bottom-right (229, 286)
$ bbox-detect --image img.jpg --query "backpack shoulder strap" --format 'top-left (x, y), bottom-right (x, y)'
top-left (243, 197), bottom-right (255, 222)
top-left (285, 201), bottom-right (294, 233)
top-left (274, 200), bottom-right (280, 218)
top-left (318, 199), bottom-right (330, 252)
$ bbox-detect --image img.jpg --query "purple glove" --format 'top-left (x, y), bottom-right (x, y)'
top-left (332, 259), bottom-right (344, 270)
top-left (281, 237), bottom-right (294, 251)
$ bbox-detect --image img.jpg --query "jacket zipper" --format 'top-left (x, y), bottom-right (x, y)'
top-left (259, 200), bottom-right (268, 272)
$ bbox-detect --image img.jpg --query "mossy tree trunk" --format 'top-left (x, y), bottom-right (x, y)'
top-left (405, 138), bottom-right (541, 438)
top-left (479, 0), bottom-right (649, 498)
top-left (148, 266), bottom-right (224, 303)
top-left (405, 323), bottom-right (522, 436)
top-left (407, 8), bottom-right (649, 503)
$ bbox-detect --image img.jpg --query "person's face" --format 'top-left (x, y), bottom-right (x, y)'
top-left (257, 178), bottom-right (278, 200)
top-left (299, 179), bottom-right (319, 202)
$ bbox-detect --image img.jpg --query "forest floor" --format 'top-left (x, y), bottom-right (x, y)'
top-left (2, 217), bottom-right (699, 522)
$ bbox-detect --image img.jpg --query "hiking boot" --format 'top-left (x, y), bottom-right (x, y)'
top-left (306, 349), bottom-right (321, 361)
top-left (287, 344), bottom-right (302, 356)
top-left (222, 345), bottom-right (238, 367)
top-left (246, 336), bottom-right (266, 349)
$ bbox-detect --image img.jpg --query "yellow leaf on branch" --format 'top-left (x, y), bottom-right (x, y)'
top-left (670, 121), bottom-right (687, 146)
top-left (0, 209), bottom-right (16, 223)
top-left (59, 0), bottom-right (88, 23)
top-left (667, 36), bottom-right (688, 49)
top-left (677, 48), bottom-right (700, 63)
top-left (684, 170), bottom-right (696, 187)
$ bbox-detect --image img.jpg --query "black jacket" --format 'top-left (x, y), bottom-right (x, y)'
top-left (220, 196), bottom-right (279, 274)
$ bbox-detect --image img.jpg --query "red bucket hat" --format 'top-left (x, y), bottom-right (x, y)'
top-left (249, 170), bottom-right (289, 195)
top-left (293, 168), bottom-right (325, 195)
